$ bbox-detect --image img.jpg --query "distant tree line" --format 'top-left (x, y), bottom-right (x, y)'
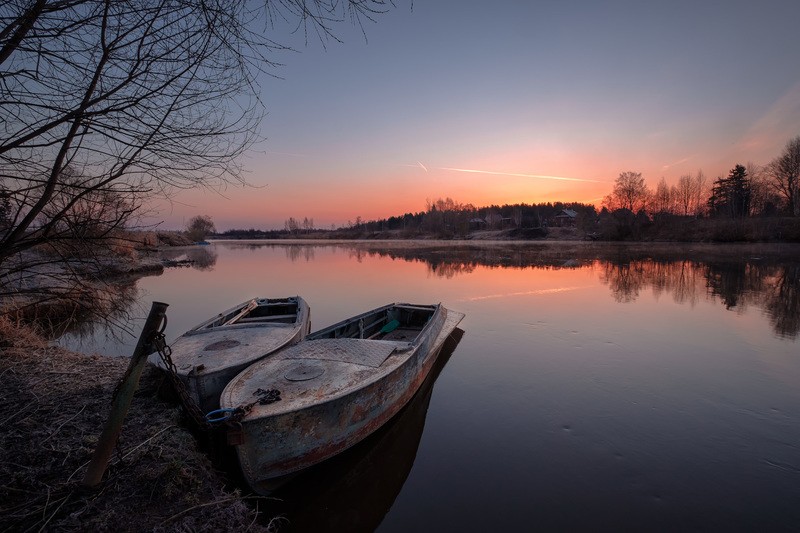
top-left (218, 135), bottom-right (800, 242)
top-left (216, 228), bottom-right (287, 239)
top-left (345, 198), bottom-right (598, 238)
top-left (284, 217), bottom-right (315, 234)
top-left (597, 134), bottom-right (800, 240)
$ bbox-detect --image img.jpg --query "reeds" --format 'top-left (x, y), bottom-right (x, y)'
top-left (0, 320), bottom-right (267, 532)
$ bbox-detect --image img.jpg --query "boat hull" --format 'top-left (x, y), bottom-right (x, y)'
top-left (150, 296), bottom-right (310, 412)
top-left (265, 328), bottom-right (463, 528)
top-left (222, 304), bottom-right (464, 490)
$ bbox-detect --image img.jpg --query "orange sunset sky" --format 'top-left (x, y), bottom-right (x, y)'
top-left (149, 2), bottom-right (800, 231)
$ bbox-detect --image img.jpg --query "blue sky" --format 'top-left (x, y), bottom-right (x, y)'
top-left (159, 0), bottom-right (800, 230)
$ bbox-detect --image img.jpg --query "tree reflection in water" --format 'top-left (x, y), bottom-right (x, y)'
top-left (765, 264), bottom-right (800, 337)
top-left (284, 244), bottom-right (316, 262)
top-left (346, 244), bottom-right (800, 339)
top-left (159, 246), bottom-right (218, 270)
top-left (95, 241), bottom-right (797, 341)
top-left (51, 246), bottom-right (218, 348)
top-left (601, 260), bottom-right (800, 338)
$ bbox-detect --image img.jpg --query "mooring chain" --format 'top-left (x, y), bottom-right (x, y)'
top-left (204, 387), bottom-right (281, 428)
top-left (152, 331), bottom-right (212, 431)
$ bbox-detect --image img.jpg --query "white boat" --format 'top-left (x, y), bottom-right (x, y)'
top-left (219, 302), bottom-right (465, 493)
top-left (150, 296), bottom-right (310, 412)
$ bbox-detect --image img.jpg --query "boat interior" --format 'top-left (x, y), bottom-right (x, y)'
top-left (203, 298), bottom-right (299, 328)
top-left (311, 304), bottom-right (436, 342)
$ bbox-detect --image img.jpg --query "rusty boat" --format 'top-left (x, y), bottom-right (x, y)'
top-left (266, 329), bottom-right (464, 531)
top-left (149, 296), bottom-right (310, 412)
top-left (219, 302), bottom-right (465, 493)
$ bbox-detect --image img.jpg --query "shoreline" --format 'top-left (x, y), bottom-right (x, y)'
top-left (204, 238), bottom-right (800, 260)
top-left (211, 216), bottom-right (800, 244)
top-left (0, 321), bottom-right (268, 531)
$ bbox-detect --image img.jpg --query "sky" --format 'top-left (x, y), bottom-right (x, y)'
top-left (153, 1), bottom-right (800, 231)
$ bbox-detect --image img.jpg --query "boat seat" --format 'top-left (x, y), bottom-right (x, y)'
top-left (381, 328), bottom-right (420, 341)
top-left (380, 319), bottom-right (400, 333)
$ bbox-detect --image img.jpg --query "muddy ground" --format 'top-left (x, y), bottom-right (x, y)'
top-left (0, 319), bottom-right (272, 532)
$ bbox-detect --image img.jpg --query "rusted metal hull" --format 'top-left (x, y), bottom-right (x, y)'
top-left (149, 296), bottom-right (310, 412)
top-left (220, 303), bottom-right (465, 492)
top-left (264, 329), bottom-right (464, 530)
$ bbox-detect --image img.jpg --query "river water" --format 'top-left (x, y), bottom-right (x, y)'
top-left (62, 241), bottom-right (800, 531)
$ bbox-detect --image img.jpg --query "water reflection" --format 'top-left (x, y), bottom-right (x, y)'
top-left (284, 244), bottom-right (316, 262)
top-left (22, 279), bottom-right (141, 341)
top-left (55, 246), bottom-right (217, 352)
top-left (55, 242), bottom-right (800, 353)
top-left (765, 264), bottom-right (800, 337)
top-left (598, 261), bottom-right (798, 338)
top-left (600, 259), bottom-right (709, 306)
top-left (159, 246), bottom-right (218, 270)
top-left (259, 329), bottom-right (464, 533)
top-left (314, 243), bottom-right (800, 340)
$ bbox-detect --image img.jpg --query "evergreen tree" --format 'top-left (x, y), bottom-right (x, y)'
top-left (708, 165), bottom-right (751, 218)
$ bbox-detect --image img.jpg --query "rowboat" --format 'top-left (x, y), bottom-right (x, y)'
top-left (149, 296), bottom-right (310, 412)
top-left (268, 329), bottom-right (464, 530)
top-left (219, 302), bottom-right (465, 493)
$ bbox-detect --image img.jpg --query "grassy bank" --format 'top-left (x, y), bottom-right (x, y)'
top-left (0, 320), bottom-right (267, 532)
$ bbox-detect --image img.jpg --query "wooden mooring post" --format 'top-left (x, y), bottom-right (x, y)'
top-left (82, 301), bottom-right (169, 488)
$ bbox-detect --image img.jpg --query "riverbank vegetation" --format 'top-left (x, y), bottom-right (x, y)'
top-left (0, 229), bottom-right (195, 338)
top-left (0, 319), bottom-right (268, 531)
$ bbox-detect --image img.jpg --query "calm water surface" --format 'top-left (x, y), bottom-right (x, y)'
top-left (63, 241), bottom-right (800, 531)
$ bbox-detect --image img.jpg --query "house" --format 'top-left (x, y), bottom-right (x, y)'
top-left (483, 210), bottom-right (504, 228)
top-left (469, 218), bottom-right (487, 230)
top-left (553, 209), bottom-right (578, 227)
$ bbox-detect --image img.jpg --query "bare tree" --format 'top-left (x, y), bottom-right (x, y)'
top-left (767, 135), bottom-right (800, 216)
top-left (284, 217), bottom-right (299, 233)
top-left (604, 171), bottom-right (650, 213)
top-left (1, 0), bottom-right (393, 327)
top-left (652, 177), bottom-right (674, 215)
top-left (185, 215), bottom-right (215, 242)
top-left (674, 174), bottom-right (695, 216)
top-left (747, 162), bottom-right (780, 216)
top-left (694, 170), bottom-right (708, 217)
top-left (673, 170), bottom-right (708, 217)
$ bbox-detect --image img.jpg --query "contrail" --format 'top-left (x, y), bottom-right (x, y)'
top-left (440, 167), bottom-right (600, 183)
top-left (662, 157), bottom-right (690, 170)
top-left (417, 161), bottom-right (429, 172)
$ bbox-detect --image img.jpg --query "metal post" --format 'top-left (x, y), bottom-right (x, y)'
top-left (82, 301), bottom-right (169, 488)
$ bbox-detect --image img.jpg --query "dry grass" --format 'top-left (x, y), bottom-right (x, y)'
top-left (0, 319), bottom-right (268, 532)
